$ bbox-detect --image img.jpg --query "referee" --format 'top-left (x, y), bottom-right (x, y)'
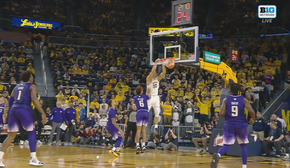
top-left (123, 104), bottom-right (137, 148)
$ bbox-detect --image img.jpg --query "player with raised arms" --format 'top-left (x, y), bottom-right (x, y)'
top-left (106, 100), bottom-right (124, 157)
top-left (211, 83), bottom-right (255, 168)
top-left (0, 71), bottom-right (47, 167)
top-left (133, 86), bottom-right (150, 154)
top-left (147, 59), bottom-right (166, 132)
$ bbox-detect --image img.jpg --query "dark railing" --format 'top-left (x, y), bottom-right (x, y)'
top-left (47, 36), bottom-right (149, 49)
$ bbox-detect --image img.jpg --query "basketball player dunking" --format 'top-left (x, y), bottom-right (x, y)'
top-left (133, 86), bottom-right (150, 154)
top-left (0, 71), bottom-right (47, 167)
top-left (147, 59), bottom-right (166, 132)
top-left (211, 83), bottom-right (255, 168)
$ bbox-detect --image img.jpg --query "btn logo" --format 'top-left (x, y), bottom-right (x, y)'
top-left (258, 5), bottom-right (276, 19)
top-left (213, 134), bottom-right (223, 147)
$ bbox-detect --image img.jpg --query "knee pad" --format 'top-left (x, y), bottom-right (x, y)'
top-left (154, 107), bottom-right (160, 117)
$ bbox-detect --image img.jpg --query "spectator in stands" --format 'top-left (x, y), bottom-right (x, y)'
top-left (157, 127), bottom-right (178, 151)
top-left (99, 115), bottom-right (108, 127)
top-left (172, 106), bottom-right (180, 126)
top-left (161, 100), bottom-right (172, 124)
top-left (90, 98), bottom-right (100, 110)
top-left (259, 81), bottom-right (268, 109)
top-left (264, 72), bottom-right (273, 98)
top-left (195, 90), bottom-right (211, 124)
top-left (192, 122), bottom-right (212, 154)
top-left (253, 112), bottom-right (266, 141)
top-left (63, 101), bottom-right (76, 146)
top-left (47, 102), bottom-right (63, 146)
top-left (276, 115), bottom-right (286, 130)
top-left (270, 114), bottom-right (282, 129)
top-left (26, 63), bottom-right (35, 75)
top-left (262, 122), bottom-right (284, 158)
top-left (84, 112), bottom-right (95, 129)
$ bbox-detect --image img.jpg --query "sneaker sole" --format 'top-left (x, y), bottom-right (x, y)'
top-left (141, 149), bottom-right (146, 153)
top-left (210, 153), bottom-right (219, 168)
top-left (29, 163), bottom-right (43, 166)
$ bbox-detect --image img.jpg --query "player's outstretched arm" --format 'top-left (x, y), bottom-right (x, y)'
top-left (147, 59), bottom-right (159, 85)
top-left (31, 85), bottom-right (47, 124)
top-left (244, 98), bottom-right (256, 122)
top-left (157, 64), bottom-right (166, 81)
top-left (219, 98), bottom-right (227, 118)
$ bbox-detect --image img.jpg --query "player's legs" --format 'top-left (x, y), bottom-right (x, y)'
top-left (236, 127), bottom-right (249, 168)
top-left (17, 108), bottom-right (43, 166)
top-left (141, 112), bottom-right (149, 153)
top-left (0, 108), bottom-right (21, 167)
top-left (107, 127), bottom-right (122, 157)
top-left (211, 124), bottom-right (235, 168)
top-left (135, 126), bottom-right (142, 154)
top-left (153, 97), bottom-right (160, 131)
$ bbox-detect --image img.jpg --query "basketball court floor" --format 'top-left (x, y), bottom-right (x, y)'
top-left (2, 145), bottom-right (288, 168)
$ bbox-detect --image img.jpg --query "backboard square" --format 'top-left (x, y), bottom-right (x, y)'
top-left (149, 26), bottom-right (199, 66)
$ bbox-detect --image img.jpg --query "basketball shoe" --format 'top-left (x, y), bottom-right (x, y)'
top-left (210, 153), bottom-right (220, 168)
top-left (141, 146), bottom-right (146, 153)
top-left (136, 147), bottom-right (141, 154)
top-left (29, 157), bottom-right (43, 166)
top-left (108, 150), bottom-right (120, 157)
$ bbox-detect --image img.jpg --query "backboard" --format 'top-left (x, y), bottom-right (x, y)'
top-left (149, 26), bottom-right (199, 66)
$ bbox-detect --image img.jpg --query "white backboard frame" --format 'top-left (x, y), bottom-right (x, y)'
top-left (149, 26), bottom-right (199, 66)
top-left (164, 45), bottom-right (181, 60)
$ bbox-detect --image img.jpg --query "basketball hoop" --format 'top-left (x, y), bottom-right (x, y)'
top-left (158, 57), bottom-right (175, 69)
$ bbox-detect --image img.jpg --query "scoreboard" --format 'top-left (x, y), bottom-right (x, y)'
top-left (171, 0), bottom-right (193, 27)
top-left (229, 47), bottom-right (240, 63)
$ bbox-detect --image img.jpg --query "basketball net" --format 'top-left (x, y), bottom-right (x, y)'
top-left (158, 57), bottom-right (175, 69)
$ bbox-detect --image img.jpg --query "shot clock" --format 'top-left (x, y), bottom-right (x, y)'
top-left (229, 47), bottom-right (240, 63)
top-left (171, 0), bottom-right (193, 27)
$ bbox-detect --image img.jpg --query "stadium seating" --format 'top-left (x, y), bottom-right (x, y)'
top-left (0, 41), bottom-right (35, 94)
top-left (2, 0), bottom-right (66, 22)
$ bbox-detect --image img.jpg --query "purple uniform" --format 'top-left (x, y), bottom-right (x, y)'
top-left (8, 82), bottom-right (34, 132)
top-left (0, 103), bottom-right (5, 127)
top-left (134, 94), bottom-right (149, 127)
top-left (106, 107), bottom-right (121, 140)
top-left (223, 95), bottom-right (249, 145)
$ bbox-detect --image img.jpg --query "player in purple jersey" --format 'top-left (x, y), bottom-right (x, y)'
top-left (0, 71), bottom-right (48, 167)
top-left (0, 95), bottom-right (7, 131)
top-left (211, 83), bottom-right (255, 168)
top-left (106, 100), bottom-right (124, 157)
top-left (133, 86), bottom-right (150, 154)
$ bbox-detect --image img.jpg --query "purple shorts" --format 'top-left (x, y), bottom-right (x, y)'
top-left (136, 111), bottom-right (149, 127)
top-left (106, 125), bottom-right (121, 140)
top-left (7, 107), bottom-right (34, 132)
top-left (223, 124), bottom-right (249, 145)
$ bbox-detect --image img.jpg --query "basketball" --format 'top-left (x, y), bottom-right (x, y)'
top-left (160, 58), bottom-right (175, 69)
top-left (167, 62), bottom-right (175, 69)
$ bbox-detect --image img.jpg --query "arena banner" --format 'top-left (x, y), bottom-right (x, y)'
top-left (148, 27), bottom-right (213, 38)
top-left (11, 17), bottom-right (61, 30)
top-left (275, 96), bottom-right (290, 131)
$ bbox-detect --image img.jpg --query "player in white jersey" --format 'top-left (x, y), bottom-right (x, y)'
top-left (147, 59), bottom-right (166, 132)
